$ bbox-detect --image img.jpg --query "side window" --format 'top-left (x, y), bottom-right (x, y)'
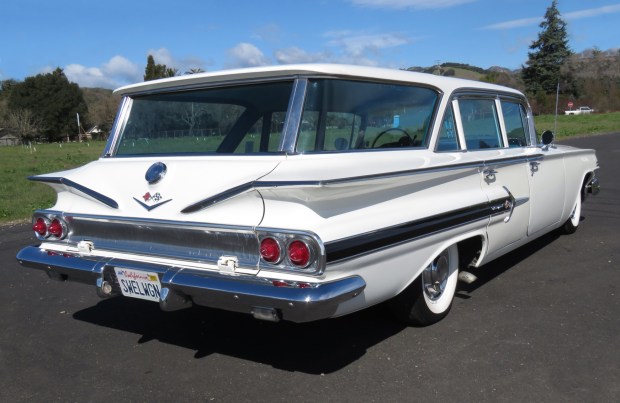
top-left (459, 98), bottom-right (503, 150)
top-left (234, 111), bottom-right (287, 153)
top-left (436, 104), bottom-right (459, 151)
top-left (297, 79), bottom-right (439, 152)
top-left (501, 101), bottom-right (529, 147)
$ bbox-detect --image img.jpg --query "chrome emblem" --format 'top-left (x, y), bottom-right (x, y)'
top-left (133, 191), bottom-right (172, 211)
top-left (145, 162), bottom-right (167, 184)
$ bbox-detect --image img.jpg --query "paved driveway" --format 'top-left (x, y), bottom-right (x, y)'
top-left (1, 134), bottom-right (618, 402)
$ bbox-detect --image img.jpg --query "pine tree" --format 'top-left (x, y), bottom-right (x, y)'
top-left (143, 55), bottom-right (178, 81)
top-left (522, 0), bottom-right (572, 94)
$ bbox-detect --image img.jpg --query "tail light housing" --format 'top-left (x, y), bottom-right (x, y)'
top-left (33, 217), bottom-right (49, 237)
top-left (260, 237), bottom-right (281, 263)
top-left (288, 240), bottom-right (310, 267)
top-left (257, 230), bottom-right (324, 274)
top-left (32, 215), bottom-right (68, 240)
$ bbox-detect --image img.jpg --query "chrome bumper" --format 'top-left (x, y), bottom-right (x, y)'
top-left (16, 246), bottom-right (365, 323)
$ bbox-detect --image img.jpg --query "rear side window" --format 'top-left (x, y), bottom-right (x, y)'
top-left (501, 101), bottom-right (529, 147)
top-left (297, 79), bottom-right (439, 152)
top-left (436, 104), bottom-right (459, 151)
top-left (459, 98), bottom-right (503, 150)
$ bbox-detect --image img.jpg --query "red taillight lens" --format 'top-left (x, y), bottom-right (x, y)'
top-left (288, 240), bottom-right (310, 267)
top-left (33, 218), bottom-right (47, 236)
top-left (48, 219), bottom-right (64, 238)
top-left (260, 238), bottom-right (281, 263)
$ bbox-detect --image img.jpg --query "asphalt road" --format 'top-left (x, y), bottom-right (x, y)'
top-left (1, 134), bottom-right (618, 402)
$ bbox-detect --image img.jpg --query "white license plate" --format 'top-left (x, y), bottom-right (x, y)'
top-left (114, 268), bottom-right (162, 302)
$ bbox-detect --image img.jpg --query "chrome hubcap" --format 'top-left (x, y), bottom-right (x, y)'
top-left (422, 251), bottom-right (450, 301)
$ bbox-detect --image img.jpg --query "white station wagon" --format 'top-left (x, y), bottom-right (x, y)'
top-left (17, 64), bottom-right (600, 326)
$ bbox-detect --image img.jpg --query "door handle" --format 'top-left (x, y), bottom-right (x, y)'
top-left (483, 168), bottom-right (498, 180)
top-left (530, 161), bottom-right (540, 176)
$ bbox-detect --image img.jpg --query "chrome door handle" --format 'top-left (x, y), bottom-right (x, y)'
top-left (530, 161), bottom-right (540, 176)
top-left (483, 168), bottom-right (498, 180)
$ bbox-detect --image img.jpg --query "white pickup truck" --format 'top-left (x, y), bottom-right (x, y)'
top-left (565, 106), bottom-right (594, 115)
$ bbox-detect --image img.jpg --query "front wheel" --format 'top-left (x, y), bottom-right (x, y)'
top-left (389, 244), bottom-right (459, 326)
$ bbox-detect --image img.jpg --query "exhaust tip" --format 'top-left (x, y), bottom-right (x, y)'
top-left (458, 271), bottom-right (478, 284)
top-left (251, 306), bottom-right (281, 322)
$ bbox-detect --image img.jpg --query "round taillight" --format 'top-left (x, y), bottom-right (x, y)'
top-left (288, 240), bottom-right (310, 267)
top-left (48, 219), bottom-right (64, 238)
top-left (33, 218), bottom-right (47, 236)
top-left (260, 238), bottom-right (281, 263)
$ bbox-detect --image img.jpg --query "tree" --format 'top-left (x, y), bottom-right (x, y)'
top-left (185, 68), bottom-right (205, 75)
top-left (8, 108), bottom-right (44, 141)
top-left (144, 55), bottom-right (178, 81)
top-left (522, 0), bottom-right (572, 95)
top-left (7, 68), bottom-right (87, 141)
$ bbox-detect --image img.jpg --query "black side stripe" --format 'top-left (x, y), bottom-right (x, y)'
top-left (29, 176), bottom-right (119, 209)
top-left (324, 197), bottom-right (511, 263)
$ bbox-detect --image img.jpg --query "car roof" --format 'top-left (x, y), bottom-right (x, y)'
top-left (114, 63), bottom-right (523, 97)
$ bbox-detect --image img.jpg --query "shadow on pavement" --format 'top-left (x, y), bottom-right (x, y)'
top-left (73, 227), bottom-right (569, 374)
top-left (73, 297), bottom-right (405, 374)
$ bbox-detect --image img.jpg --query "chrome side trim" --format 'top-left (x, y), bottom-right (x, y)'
top-left (104, 96), bottom-right (132, 157)
top-left (16, 246), bottom-right (365, 323)
top-left (181, 154), bottom-right (544, 213)
top-left (280, 78), bottom-right (308, 154)
top-left (29, 176), bottom-right (119, 209)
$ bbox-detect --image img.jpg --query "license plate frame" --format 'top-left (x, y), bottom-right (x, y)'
top-left (113, 267), bottom-right (162, 302)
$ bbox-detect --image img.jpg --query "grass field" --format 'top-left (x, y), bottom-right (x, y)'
top-left (0, 142), bottom-right (106, 223)
top-left (1, 112), bottom-right (618, 224)
top-left (534, 111), bottom-right (620, 138)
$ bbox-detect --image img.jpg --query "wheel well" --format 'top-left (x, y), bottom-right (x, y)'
top-left (457, 236), bottom-right (484, 269)
top-left (581, 172), bottom-right (594, 202)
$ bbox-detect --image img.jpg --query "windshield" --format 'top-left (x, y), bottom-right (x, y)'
top-left (115, 81), bottom-right (293, 156)
top-left (297, 79), bottom-right (439, 152)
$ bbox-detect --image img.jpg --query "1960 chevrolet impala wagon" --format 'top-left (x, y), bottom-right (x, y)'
top-left (17, 64), bottom-right (600, 326)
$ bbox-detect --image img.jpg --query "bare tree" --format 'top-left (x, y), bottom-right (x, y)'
top-left (8, 108), bottom-right (44, 141)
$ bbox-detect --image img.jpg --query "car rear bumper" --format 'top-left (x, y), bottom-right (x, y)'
top-left (16, 245), bottom-right (365, 323)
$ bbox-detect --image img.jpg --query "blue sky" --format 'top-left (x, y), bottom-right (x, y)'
top-left (1, 0), bottom-right (619, 89)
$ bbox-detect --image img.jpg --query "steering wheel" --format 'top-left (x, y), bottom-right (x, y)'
top-left (371, 128), bottom-right (413, 148)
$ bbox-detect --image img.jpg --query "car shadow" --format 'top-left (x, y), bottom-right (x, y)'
top-left (73, 297), bottom-right (406, 374)
top-left (456, 229), bottom-right (562, 296)
top-left (72, 227), bottom-right (568, 374)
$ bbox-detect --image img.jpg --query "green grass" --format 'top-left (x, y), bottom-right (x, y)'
top-left (1, 112), bottom-right (618, 224)
top-left (534, 111), bottom-right (620, 139)
top-left (0, 142), bottom-right (106, 223)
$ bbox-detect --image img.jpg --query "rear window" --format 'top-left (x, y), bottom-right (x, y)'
top-left (115, 81), bottom-right (293, 156)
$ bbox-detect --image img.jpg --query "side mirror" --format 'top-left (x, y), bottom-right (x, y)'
top-left (541, 130), bottom-right (554, 146)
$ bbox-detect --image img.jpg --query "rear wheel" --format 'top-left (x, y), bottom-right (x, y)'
top-left (561, 191), bottom-right (582, 234)
top-left (389, 244), bottom-right (459, 326)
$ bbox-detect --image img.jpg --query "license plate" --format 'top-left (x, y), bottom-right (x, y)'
top-left (114, 268), bottom-right (161, 302)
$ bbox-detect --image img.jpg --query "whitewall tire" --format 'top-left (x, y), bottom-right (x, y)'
top-left (389, 244), bottom-right (459, 326)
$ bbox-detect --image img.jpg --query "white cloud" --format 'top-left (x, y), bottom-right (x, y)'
top-left (148, 48), bottom-right (175, 67)
top-left (483, 17), bottom-right (542, 30)
top-left (252, 24), bottom-right (283, 43)
top-left (147, 47), bottom-right (211, 74)
top-left (484, 4), bottom-right (620, 30)
top-left (564, 4), bottom-right (620, 20)
top-left (63, 55), bottom-right (141, 88)
top-left (274, 47), bottom-right (329, 64)
top-left (324, 30), bottom-right (411, 65)
top-left (227, 43), bottom-right (271, 68)
top-left (270, 31), bottom-right (413, 67)
top-left (348, 0), bottom-right (476, 10)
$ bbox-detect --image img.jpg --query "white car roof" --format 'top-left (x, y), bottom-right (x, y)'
top-left (115, 63), bottom-right (523, 97)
